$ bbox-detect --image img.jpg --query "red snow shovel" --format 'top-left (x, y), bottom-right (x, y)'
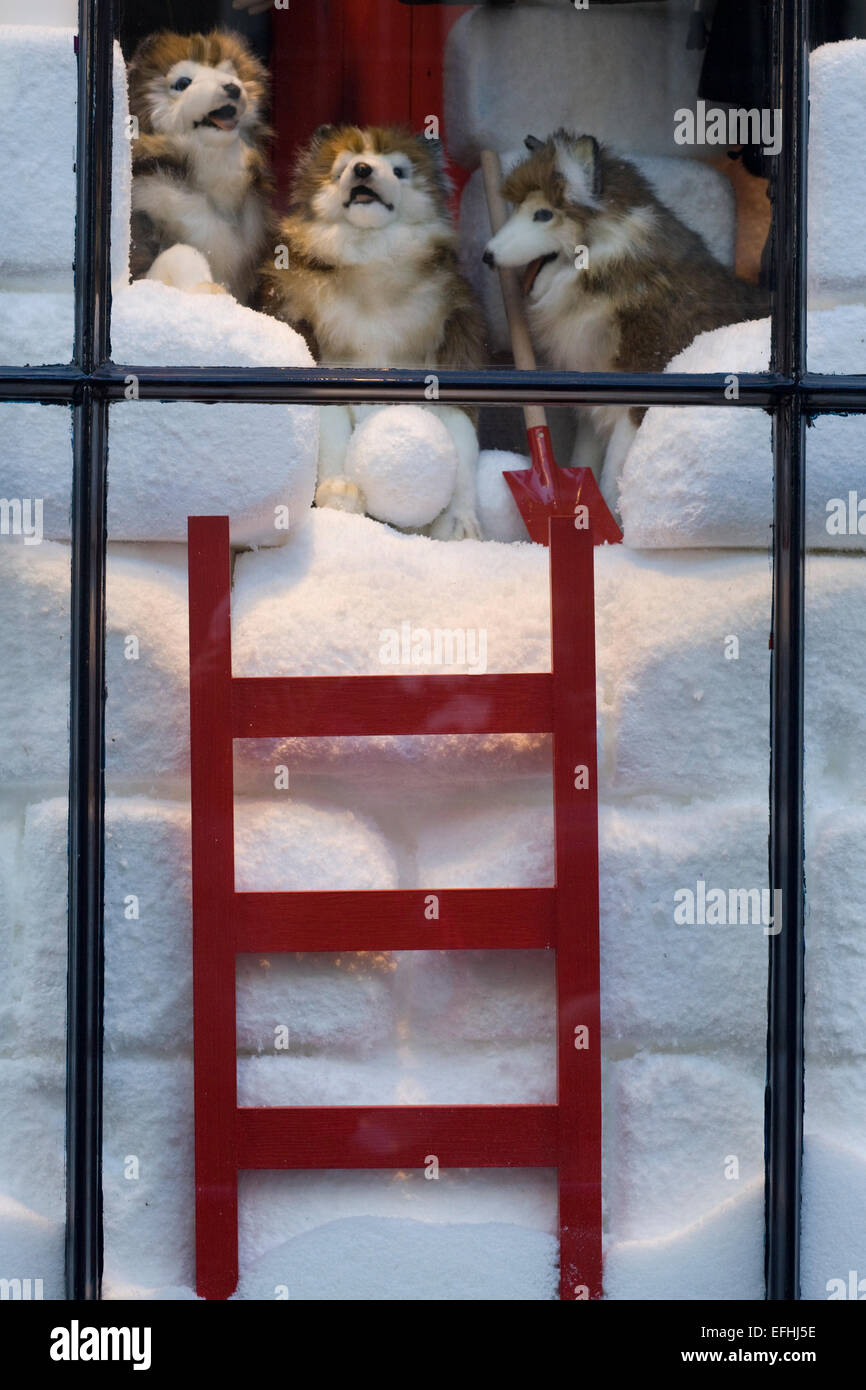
top-left (480, 150), bottom-right (622, 547)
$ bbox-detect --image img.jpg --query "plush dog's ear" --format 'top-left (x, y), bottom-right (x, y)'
top-left (524, 134), bottom-right (545, 152)
top-left (553, 132), bottom-right (602, 207)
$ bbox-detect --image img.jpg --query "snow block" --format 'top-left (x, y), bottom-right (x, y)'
top-left (103, 1056), bottom-right (196, 1291)
top-left (232, 510), bottom-right (551, 783)
top-left (407, 787), bottom-right (769, 1053)
top-left (805, 806), bottom-right (866, 1062)
top-left (460, 151), bottom-right (735, 355)
top-left (606, 1053), bottom-right (764, 1243)
top-left (237, 1166), bottom-right (557, 1290)
top-left (598, 799), bottom-right (771, 1052)
top-left (233, 1215), bottom-right (558, 1301)
top-left (0, 1060), bottom-right (66, 1224)
top-left (801, 1135), bottom-right (866, 1302)
top-left (805, 1062), bottom-right (866, 1158)
top-left (604, 1178), bottom-right (764, 1301)
top-left (0, 28), bottom-right (130, 293)
top-left (623, 389), bottom-right (866, 552)
top-left (597, 548), bottom-right (866, 800)
top-left (16, 794), bottom-right (398, 1056)
top-left (238, 1042), bottom-right (555, 1108)
top-left (444, 4), bottom-right (705, 170)
top-left (595, 547), bottom-right (771, 799)
top-left (0, 286), bottom-right (317, 547)
top-left (808, 42), bottom-right (866, 305)
top-left (476, 450), bottom-right (532, 543)
top-left (0, 1193), bottom-right (65, 1301)
top-left (0, 540), bottom-right (192, 787)
top-left (0, 819), bottom-right (17, 1052)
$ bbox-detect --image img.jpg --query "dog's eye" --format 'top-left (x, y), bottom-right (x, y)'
top-left (533, 208), bottom-right (554, 222)
top-left (172, 76), bottom-right (192, 92)
top-left (393, 167), bottom-right (408, 180)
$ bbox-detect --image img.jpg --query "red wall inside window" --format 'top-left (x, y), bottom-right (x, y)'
top-left (269, 2), bottom-right (470, 210)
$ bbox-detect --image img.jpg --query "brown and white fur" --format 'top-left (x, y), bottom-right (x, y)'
top-left (260, 124), bottom-right (486, 540)
top-left (484, 131), bottom-right (768, 511)
top-left (127, 29), bottom-right (273, 303)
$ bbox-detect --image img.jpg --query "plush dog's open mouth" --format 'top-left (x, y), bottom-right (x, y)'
top-left (522, 252), bottom-right (558, 294)
top-left (195, 104), bottom-right (239, 131)
top-left (344, 185), bottom-right (394, 211)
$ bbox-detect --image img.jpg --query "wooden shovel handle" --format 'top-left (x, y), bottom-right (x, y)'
top-left (480, 149), bottom-right (547, 432)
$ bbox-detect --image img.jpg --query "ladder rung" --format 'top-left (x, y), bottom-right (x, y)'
top-left (231, 673), bottom-right (553, 737)
top-left (236, 1104), bottom-right (559, 1169)
top-left (233, 887), bottom-right (557, 952)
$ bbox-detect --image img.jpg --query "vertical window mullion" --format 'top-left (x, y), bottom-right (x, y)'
top-left (766, 0), bottom-right (809, 1301)
top-left (67, 0), bottom-right (114, 1302)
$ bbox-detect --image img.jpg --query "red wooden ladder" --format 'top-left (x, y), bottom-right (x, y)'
top-left (188, 508), bottom-right (613, 1300)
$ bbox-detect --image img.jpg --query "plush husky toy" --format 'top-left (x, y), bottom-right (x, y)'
top-left (484, 130), bottom-right (768, 509)
top-left (260, 124), bottom-right (486, 540)
top-left (127, 29), bottom-right (274, 303)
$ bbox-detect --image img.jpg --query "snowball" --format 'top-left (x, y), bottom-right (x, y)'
top-left (343, 406), bottom-right (457, 529)
top-left (476, 450), bottom-right (530, 542)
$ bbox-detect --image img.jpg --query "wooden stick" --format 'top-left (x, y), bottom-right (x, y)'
top-left (480, 149), bottom-right (547, 431)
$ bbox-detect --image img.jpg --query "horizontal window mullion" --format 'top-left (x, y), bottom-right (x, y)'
top-left (87, 365), bottom-right (789, 408)
top-left (5, 366), bottom-right (866, 411)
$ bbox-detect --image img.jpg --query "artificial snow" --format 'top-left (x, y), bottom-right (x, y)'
top-left (0, 28), bottom-right (129, 291)
top-left (232, 1216), bottom-right (558, 1300)
top-left (623, 390), bottom-right (866, 553)
top-left (0, 285), bottom-right (318, 546)
top-left (0, 27), bottom-right (129, 364)
top-left (344, 405), bottom-right (458, 529)
top-left (801, 1136), bottom-right (866, 1301)
top-left (0, 1193), bottom-right (64, 1301)
top-left (231, 510), bottom-right (551, 783)
top-left (804, 806), bottom-right (866, 1062)
top-left (808, 42), bottom-right (866, 307)
top-left (606, 1053), bottom-right (764, 1242)
top-left (476, 450), bottom-right (531, 543)
top-left (13, 794), bottom-right (398, 1057)
top-left (604, 1179), bottom-right (764, 1301)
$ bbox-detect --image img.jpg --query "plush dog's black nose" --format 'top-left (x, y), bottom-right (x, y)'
top-left (482, 249), bottom-right (495, 268)
top-left (223, 83), bottom-right (241, 100)
top-left (354, 162), bottom-right (373, 180)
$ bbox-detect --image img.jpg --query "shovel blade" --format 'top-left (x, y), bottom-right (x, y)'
top-left (503, 464), bottom-right (623, 546)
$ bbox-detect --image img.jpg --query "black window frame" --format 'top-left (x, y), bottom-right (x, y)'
top-left (0, 0), bottom-right (855, 1302)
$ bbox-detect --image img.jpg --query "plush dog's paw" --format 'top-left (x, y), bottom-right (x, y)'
top-left (192, 281), bottom-right (228, 295)
top-left (429, 507), bottom-right (482, 542)
top-left (315, 477), bottom-right (367, 514)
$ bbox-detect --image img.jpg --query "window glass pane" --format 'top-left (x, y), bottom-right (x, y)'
top-left (0, 10), bottom-right (128, 365)
top-left (802, 413), bottom-right (866, 1301)
top-left (0, 402), bottom-right (73, 1300)
top-left (111, 0), bottom-right (773, 387)
top-left (807, 27), bottom-right (866, 371)
top-left (101, 400), bottom-right (771, 1299)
